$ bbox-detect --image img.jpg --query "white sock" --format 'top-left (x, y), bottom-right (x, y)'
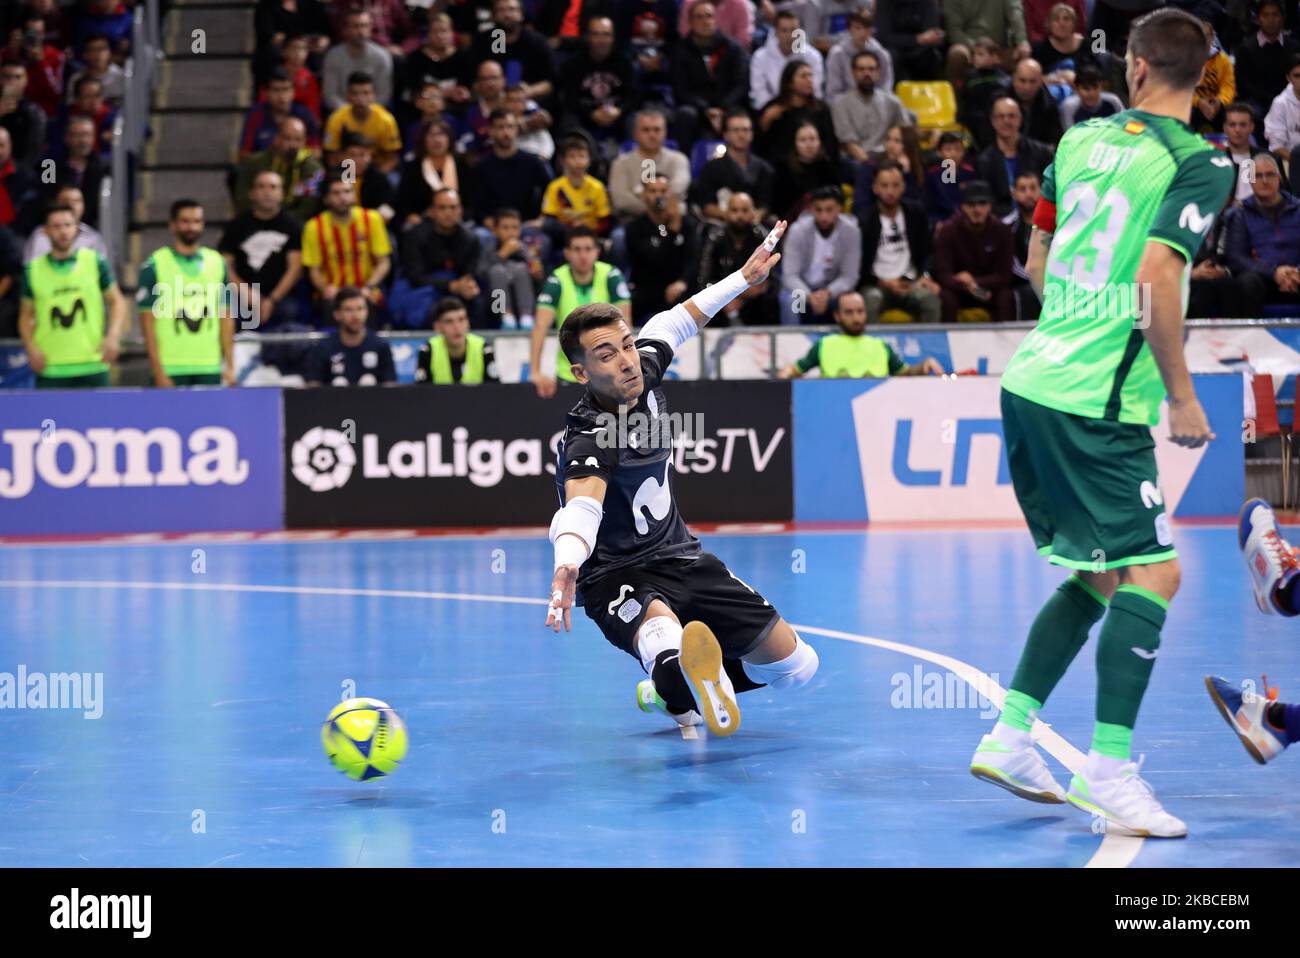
top-left (991, 720), bottom-right (1031, 747)
top-left (1085, 749), bottom-right (1130, 779)
top-left (520, 314), bottom-right (535, 329)
top-left (501, 313), bottom-right (518, 329)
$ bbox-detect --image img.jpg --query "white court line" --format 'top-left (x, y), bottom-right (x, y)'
top-left (0, 578), bottom-right (1139, 868)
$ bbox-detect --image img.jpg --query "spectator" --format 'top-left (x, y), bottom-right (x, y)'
top-left (52, 76), bottom-right (115, 162)
top-left (505, 83), bottom-right (555, 162)
top-left (924, 131), bottom-right (978, 224)
top-left (240, 69), bottom-right (321, 158)
top-left (608, 108), bottom-right (690, 221)
top-left (0, 62), bottom-right (46, 168)
top-left (697, 191), bottom-right (778, 324)
top-left (778, 291), bottom-right (944, 377)
top-left (51, 115), bottom-right (106, 225)
top-left (626, 174), bottom-right (700, 321)
top-left (852, 124), bottom-right (926, 218)
top-left (395, 187), bottom-right (481, 328)
top-left (301, 171), bottom-right (392, 319)
top-left (1223, 152), bottom-right (1300, 316)
top-left (678, 0), bottom-right (752, 47)
top-left (671, 1), bottom-right (750, 152)
top-left (875, 0), bottom-right (945, 82)
top-left (1265, 53), bottom-right (1300, 164)
top-left (277, 35), bottom-right (322, 122)
top-left (396, 118), bottom-right (469, 227)
top-left (558, 16), bottom-right (635, 156)
top-left (476, 207), bottom-right (541, 330)
top-left (471, 0), bottom-right (558, 105)
top-left (0, 127), bottom-right (38, 234)
top-left (623, 0), bottom-right (676, 93)
top-left (826, 12), bottom-right (894, 102)
top-left (758, 59), bottom-right (838, 161)
top-left (1219, 102), bottom-right (1259, 204)
top-left (457, 59), bottom-right (508, 159)
top-left (537, 0), bottom-right (615, 52)
top-left (958, 36), bottom-right (1012, 149)
top-left (338, 132), bottom-right (396, 222)
top-left (218, 170), bottom-right (305, 329)
top-left (233, 117), bottom-right (324, 220)
top-left (399, 13), bottom-right (471, 113)
top-left (415, 296), bottom-right (499, 384)
top-left (77, 0), bottom-right (133, 59)
top-left (1, 10), bottom-right (63, 117)
top-left (1031, 3), bottom-right (1097, 87)
top-left (1187, 197), bottom-right (1236, 319)
top-left (321, 9), bottom-right (394, 113)
top-left (137, 199), bottom-right (235, 387)
top-left (751, 10), bottom-right (826, 109)
top-left (1192, 18), bottom-right (1235, 133)
top-left (1010, 58), bottom-right (1063, 145)
top-left (19, 202), bottom-right (125, 388)
top-left (323, 72), bottom-right (402, 172)
top-left (66, 34), bottom-right (124, 109)
top-left (1023, 0), bottom-right (1086, 44)
top-left (771, 120), bottom-right (842, 222)
top-left (944, 0), bottom-right (1031, 86)
top-left (858, 160), bottom-right (939, 324)
top-left (542, 136), bottom-right (613, 237)
top-left (831, 50), bottom-right (910, 163)
top-left (975, 96), bottom-right (1053, 217)
top-left (1236, 0), bottom-right (1299, 121)
top-left (305, 287), bottom-right (396, 386)
top-left (329, 0), bottom-right (418, 59)
top-left (933, 179), bottom-right (1015, 322)
top-left (1058, 64), bottom-right (1123, 129)
top-left (800, 0), bottom-right (876, 55)
top-left (779, 184), bottom-right (861, 324)
top-left (255, 0), bottom-right (331, 64)
top-left (402, 79), bottom-right (450, 156)
top-left (471, 109), bottom-right (554, 225)
top-left (529, 224), bottom-right (631, 395)
top-left (23, 184), bottom-right (107, 263)
top-left (28, 0), bottom-right (70, 50)
top-left (690, 107), bottom-right (775, 222)
top-left (1001, 169), bottom-right (1041, 321)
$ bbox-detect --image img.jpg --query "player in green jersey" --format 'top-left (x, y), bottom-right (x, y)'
top-left (968, 8), bottom-right (1236, 838)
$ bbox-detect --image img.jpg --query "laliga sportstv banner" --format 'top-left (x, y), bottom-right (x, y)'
top-left (793, 374), bottom-right (1244, 522)
top-left (0, 388), bottom-right (283, 534)
top-left (282, 382), bottom-right (792, 528)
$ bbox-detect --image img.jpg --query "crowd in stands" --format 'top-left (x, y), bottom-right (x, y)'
top-left (14, 0), bottom-right (1300, 389)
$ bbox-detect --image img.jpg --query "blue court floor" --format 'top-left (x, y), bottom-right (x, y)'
top-left (0, 525), bottom-right (1295, 868)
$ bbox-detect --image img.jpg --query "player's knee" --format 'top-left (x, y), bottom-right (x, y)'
top-left (743, 633), bottom-right (819, 690)
top-left (636, 614), bottom-right (682, 673)
top-left (1122, 559), bottom-right (1181, 602)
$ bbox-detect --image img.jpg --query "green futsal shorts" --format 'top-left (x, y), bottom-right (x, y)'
top-left (1000, 388), bottom-right (1177, 572)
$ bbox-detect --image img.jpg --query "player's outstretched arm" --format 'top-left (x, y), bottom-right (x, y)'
top-left (1136, 240), bottom-right (1215, 449)
top-left (679, 220), bottom-right (787, 331)
top-left (1026, 226), bottom-right (1052, 302)
top-left (545, 475), bottom-right (608, 633)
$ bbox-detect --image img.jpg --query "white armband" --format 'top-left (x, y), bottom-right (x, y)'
top-left (638, 303), bottom-right (698, 352)
top-left (688, 270), bottom-right (750, 319)
top-left (549, 495), bottom-right (603, 569)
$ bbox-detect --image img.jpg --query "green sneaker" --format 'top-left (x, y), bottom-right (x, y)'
top-left (636, 679), bottom-right (703, 728)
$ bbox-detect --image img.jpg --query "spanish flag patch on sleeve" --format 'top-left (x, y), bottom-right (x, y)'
top-left (1124, 120), bottom-right (1145, 134)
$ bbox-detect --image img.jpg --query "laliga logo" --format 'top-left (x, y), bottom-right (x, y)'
top-left (291, 426), bottom-right (355, 491)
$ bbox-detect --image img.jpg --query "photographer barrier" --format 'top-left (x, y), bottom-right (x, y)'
top-left (792, 374), bottom-right (1244, 522)
top-left (282, 381), bottom-right (794, 528)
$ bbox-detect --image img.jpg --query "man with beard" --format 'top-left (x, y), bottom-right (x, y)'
top-left (696, 192), bottom-right (776, 325)
top-left (558, 16), bottom-right (634, 157)
top-left (219, 170), bottom-right (305, 330)
top-left (137, 199), bottom-right (235, 387)
top-left (830, 50), bottom-right (910, 163)
top-left (19, 203), bottom-right (124, 388)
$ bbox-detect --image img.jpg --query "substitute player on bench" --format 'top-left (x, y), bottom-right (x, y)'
top-left (542, 221), bottom-right (819, 737)
top-left (967, 8), bottom-right (1235, 837)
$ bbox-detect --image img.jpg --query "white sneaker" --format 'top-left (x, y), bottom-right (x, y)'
top-left (969, 735), bottom-right (1068, 803)
top-left (1204, 674), bottom-right (1288, 765)
top-left (636, 679), bottom-right (703, 728)
top-left (1239, 498), bottom-right (1300, 616)
top-left (678, 622), bottom-right (740, 737)
top-left (1066, 755), bottom-right (1187, 838)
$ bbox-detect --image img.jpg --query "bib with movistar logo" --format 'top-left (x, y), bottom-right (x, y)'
top-left (150, 246), bottom-right (225, 375)
top-left (820, 333), bottom-right (891, 378)
top-left (29, 248), bottom-right (107, 377)
top-left (554, 262), bottom-right (612, 382)
top-left (428, 332), bottom-right (485, 384)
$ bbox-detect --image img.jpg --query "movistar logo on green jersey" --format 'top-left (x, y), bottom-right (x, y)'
top-left (174, 309), bottom-right (207, 334)
top-left (49, 299), bottom-right (86, 329)
top-left (1177, 203), bottom-right (1213, 233)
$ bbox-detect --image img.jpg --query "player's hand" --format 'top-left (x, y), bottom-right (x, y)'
top-left (921, 357), bottom-right (944, 375)
top-left (26, 346), bottom-right (46, 374)
top-left (1169, 395), bottom-right (1215, 448)
top-left (546, 564), bottom-right (578, 632)
top-left (742, 220), bottom-right (786, 285)
top-left (222, 365), bottom-right (237, 387)
top-left (100, 336), bottom-right (120, 364)
top-left (155, 371), bottom-right (175, 389)
top-left (531, 369), bottom-right (557, 399)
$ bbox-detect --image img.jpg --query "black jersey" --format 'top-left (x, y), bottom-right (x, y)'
top-left (554, 337), bottom-right (701, 595)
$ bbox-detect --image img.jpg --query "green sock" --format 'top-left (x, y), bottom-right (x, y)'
top-left (1004, 576), bottom-right (1109, 728)
top-left (1092, 584), bottom-right (1168, 759)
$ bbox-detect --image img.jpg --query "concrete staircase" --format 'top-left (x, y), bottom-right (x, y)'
top-left (128, 0), bottom-right (255, 288)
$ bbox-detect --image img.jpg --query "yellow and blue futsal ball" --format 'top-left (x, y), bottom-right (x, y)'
top-left (321, 698), bottom-right (409, 781)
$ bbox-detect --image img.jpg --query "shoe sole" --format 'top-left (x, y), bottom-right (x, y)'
top-left (1204, 675), bottom-right (1269, 766)
top-left (969, 764), bottom-right (1065, 804)
top-left (679, 621), bottom-right (740, 737)
top-left (1065, 792), bottom-right (1187, 838)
